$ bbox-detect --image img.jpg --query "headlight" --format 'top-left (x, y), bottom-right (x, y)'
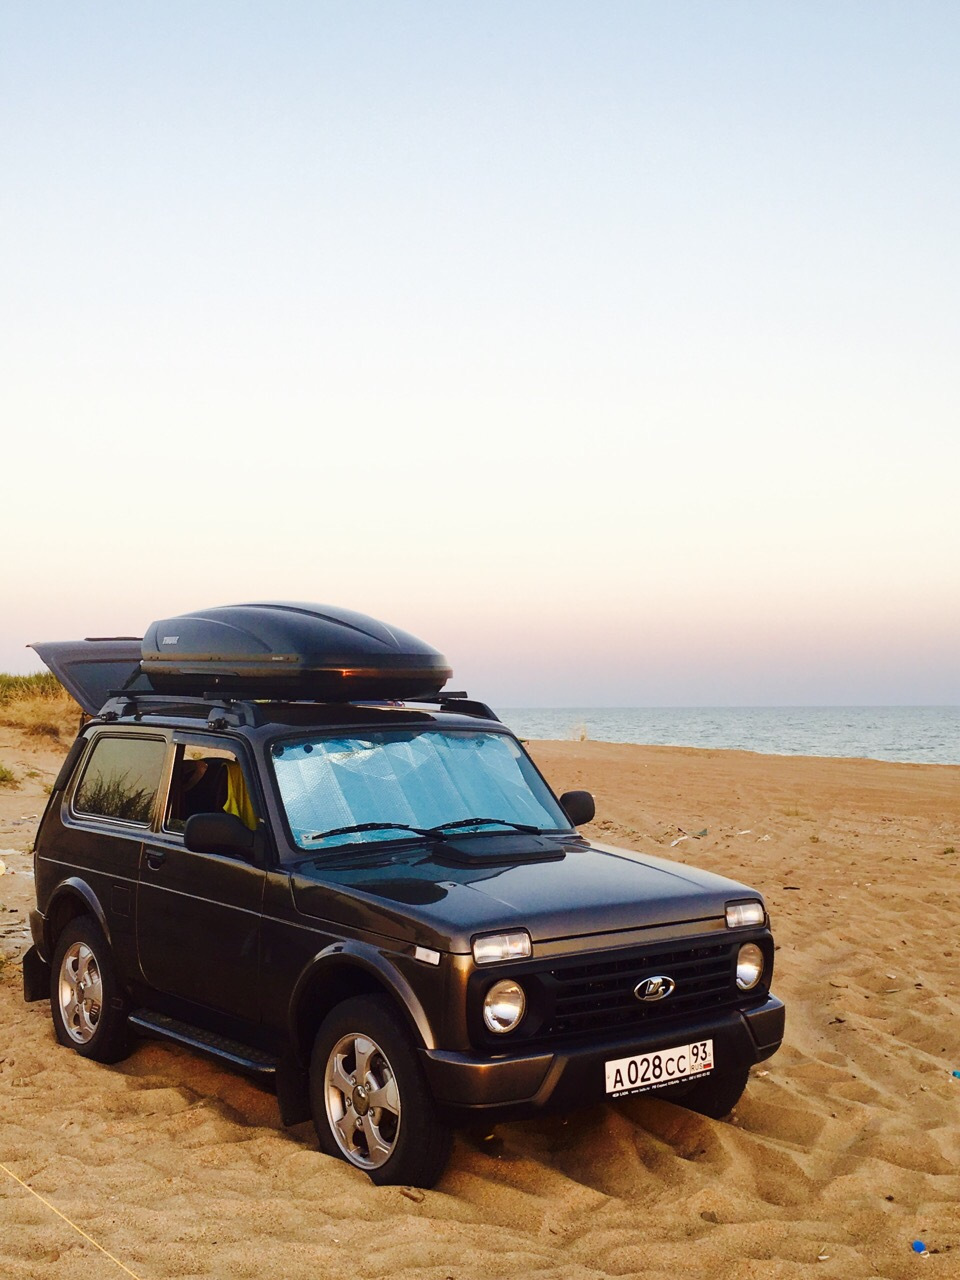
top-left (726, 900), bottom-right (765, 928)
top-left (736, 942), bottom-right (764, 990)
top-left (472, 930), bottom-right (532, 965)
top-left (483, 980), bottom-right (526, 1033)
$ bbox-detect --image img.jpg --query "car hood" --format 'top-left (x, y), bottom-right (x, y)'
top-left (289, 834), bottom-right (762, 953)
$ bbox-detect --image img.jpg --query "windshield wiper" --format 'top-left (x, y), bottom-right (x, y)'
top-left (426, 817), bottom-right (541, 835)
top-left (305, 816), bottom-right (542, 844)
top-left (306, 821), bottom-right (445, 843)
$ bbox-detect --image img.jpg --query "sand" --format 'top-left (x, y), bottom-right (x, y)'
top-left (1, 727), bottom-right (959, 1280)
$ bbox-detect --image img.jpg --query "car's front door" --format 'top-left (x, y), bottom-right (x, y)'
top-left (136, 735), bottom-right (265, 1022)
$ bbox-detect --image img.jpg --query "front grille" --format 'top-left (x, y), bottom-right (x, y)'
top-left (541, 940), bottom-right (740, 1040)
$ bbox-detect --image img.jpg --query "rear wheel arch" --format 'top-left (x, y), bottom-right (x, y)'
top-left (46, 880), bottom-right (110, 953)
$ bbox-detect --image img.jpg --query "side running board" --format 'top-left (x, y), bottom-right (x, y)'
top-left (128, 1009), bottom-right (279, 1077)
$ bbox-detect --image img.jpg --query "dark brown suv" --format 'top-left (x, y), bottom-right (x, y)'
top-left (23, 604), bottom-right (784, 1187)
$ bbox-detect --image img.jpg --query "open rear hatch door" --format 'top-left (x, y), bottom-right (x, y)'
top-left (29, 639), bottom-right (152, 716)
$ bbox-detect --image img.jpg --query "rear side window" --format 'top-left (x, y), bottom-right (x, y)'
top-left (74, 737), bottom-right (167, 825)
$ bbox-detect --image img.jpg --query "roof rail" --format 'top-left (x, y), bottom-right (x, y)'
top-left (411, 692), bottom-right (501, 722)
top-left (98, 693), bottom-right (263, 729)
top-left (94, 689), bottom-right (500, 727)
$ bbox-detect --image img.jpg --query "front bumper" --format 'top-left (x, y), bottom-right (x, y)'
top-left (421, 995), bottom-right (784, 1117)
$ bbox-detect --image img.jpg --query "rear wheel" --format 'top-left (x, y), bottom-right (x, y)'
top-left (50, 916), bottom-right (131, 1063)
top-left (310, 995), bottom-right (452, 1188)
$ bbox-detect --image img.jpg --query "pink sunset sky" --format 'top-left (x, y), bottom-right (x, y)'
top-left (2, 2), bottom-right (957, 707)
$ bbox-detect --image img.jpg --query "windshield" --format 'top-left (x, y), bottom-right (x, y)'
top-left (270, 727), bottom-right (570, 852)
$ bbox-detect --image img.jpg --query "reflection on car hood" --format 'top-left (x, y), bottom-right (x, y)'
top-left (289, 834), bottom-right (762, 953)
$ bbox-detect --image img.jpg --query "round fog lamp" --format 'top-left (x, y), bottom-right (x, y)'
top-left (736, 943), bottom-right (764, 991)
top-left (483, 980), bottom-right (526, 1034)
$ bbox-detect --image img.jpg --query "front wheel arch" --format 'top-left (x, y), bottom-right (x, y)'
top-left (290, 950), bottom-right (435, 1068)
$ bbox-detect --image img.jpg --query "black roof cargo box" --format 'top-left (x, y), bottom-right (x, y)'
top-left (140, 602), bottom-right (452, 701)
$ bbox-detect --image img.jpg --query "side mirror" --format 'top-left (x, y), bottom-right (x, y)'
top-left (560, 790), bottom-right (595, 827)
top-left (184, 812), bottom-right (256, 859)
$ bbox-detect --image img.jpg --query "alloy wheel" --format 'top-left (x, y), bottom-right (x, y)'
top-left (324, 1032), bottom-right (401, 1170)
top-left (58, 941), bottom-right (103, 1044)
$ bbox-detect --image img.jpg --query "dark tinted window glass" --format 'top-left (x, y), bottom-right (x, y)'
top-left (75, 737), bottom-right (166, 824)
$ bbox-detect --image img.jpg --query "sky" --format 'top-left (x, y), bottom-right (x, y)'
top-left (1, 2), bottom-right (958, 706)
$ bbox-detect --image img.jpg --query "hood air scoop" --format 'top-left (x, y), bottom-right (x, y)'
top-left (433, 833), bottom-right (567, 868)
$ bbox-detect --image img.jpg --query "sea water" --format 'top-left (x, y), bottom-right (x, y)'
top-left (497, 707), bottom-right (960, 766)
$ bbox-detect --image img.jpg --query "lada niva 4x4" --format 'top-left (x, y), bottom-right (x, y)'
top-left (23, 603), bottom-right (784, 1187)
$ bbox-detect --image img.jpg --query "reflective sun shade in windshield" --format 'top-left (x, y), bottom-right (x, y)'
top-left (271, 728), bottom-right (568, 850)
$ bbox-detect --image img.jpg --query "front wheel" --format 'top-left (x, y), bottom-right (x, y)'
top-left (50, 915), bottom-right (131, 1063)
top-left (670, 1059), bottom-right (751, 1119)
top-left (310, 995), bottom-right (452, 1188)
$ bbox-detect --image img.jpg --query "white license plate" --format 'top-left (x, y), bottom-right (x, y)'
top-left (605, 1038), bottom-right (714, 1097)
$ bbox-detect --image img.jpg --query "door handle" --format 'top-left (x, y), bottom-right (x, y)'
top-left (145, 849), bottom-right (167, 870)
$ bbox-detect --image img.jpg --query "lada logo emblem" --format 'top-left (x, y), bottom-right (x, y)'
top-left (634, 975), bottom-right (676, 1002)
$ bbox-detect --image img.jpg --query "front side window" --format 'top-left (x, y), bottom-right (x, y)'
top-left (271, 728), bottom-right (570, 852)
top-left (164, 743), bottom-right (258, 834)
top-left (74, 736), bottom-right (166, 825)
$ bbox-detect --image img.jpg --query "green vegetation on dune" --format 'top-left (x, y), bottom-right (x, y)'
top-left (0, 672), bottom-right (64, 704)
top-left (0, 672), bottom-right (80, 741)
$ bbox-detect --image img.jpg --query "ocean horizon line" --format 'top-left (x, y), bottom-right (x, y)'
top-left (497, 702), bottom-right (959, 711)
top-left (495, 706), bottom-right (960, 767)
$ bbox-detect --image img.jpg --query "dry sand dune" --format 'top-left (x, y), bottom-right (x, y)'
top-left (1, 728), bottom-right (958, 1279)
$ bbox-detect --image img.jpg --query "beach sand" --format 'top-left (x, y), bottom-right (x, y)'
top-left (1, 728), bottom-right (958, 1280)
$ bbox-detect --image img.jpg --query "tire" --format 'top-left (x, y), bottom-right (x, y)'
top-left (672, 1059), bottom-right (751, 1119)
top-left (310, 994), bottom-right (452, 1188)
top-left (50, 916), bottom-right (132, 1064)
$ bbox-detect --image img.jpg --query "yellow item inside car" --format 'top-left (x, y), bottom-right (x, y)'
top-left (223, 761), bottom-right (257, 831)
